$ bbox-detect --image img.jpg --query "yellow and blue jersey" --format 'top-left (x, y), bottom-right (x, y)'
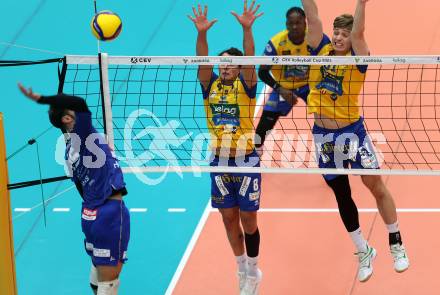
top-left (263, 30), bottom-right (331, 90)
top-left (201, 72), bottom-right (257, 154)
top-left (307, 34), bottom-right (368, 123)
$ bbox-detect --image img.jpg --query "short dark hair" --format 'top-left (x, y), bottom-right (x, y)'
top-left (48, 105), bottom-right (66, 129)
top-left (218, 47), bottom-right (244, 56)
top-left (286, 7), bottom-right (305, 19)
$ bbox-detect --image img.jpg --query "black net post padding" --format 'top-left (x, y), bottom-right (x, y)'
top-left (57, 56), bottom-right (68, 94)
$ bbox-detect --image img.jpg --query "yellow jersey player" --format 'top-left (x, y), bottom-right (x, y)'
top-left (188, 2), bottom-right (263, 294)
top-left (301, 0), bottom-right (409, 282)
top-left (255, 7), bottom-right (331, 151)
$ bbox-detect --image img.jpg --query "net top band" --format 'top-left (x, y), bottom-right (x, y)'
top-left (66, 55), bottom-right (440, 66)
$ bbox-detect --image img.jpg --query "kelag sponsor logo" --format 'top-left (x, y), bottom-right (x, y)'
top-left (219, 57), bottom-right (233, 63)
top-left (392, 57), bottom-right (407, 64)
top-left (211, 104), bottom-right (239, 116)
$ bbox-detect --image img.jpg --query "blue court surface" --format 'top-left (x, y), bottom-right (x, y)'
top-left (1, 0), bottom-right (301, 293)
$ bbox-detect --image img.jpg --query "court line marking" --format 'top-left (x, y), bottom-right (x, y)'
top-left (12, 185), bottom-right (76, 220)
top-left (164, 200), bottom-right (212, 295)
top-left (14, 207), bottom-right (440, 214)
top-left (14, 208), bottom-right (31, 212)
top-left (168, 208), bottom-right (187, 213)
top-left (53, 208), bottom-right (70, 212)
top-left (130, 208), bottom-right (148, 213)
top-left (209, 208), bottom-right (440, 213)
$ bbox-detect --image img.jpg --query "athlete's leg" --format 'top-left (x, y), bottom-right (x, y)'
top-left (240, 211), bottom-right (260, 275)
top-left (361, 175), bottom-right (397, 224)
top-left (354, 121), bottom-right (408, 273)
top-left (219, 207), bottom-right (245, 256)
top-left (237, 171), bottom-right (262, 294)
top-left (325, 175), bottom-right (360, 233)
top-left (95, 263), bottom-right (123, 295)
top-left (360, 175), bottom-right (409, 272)
top-left (255, 110), bottom-right (281, 148)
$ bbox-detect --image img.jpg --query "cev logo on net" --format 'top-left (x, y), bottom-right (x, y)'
top-left (122, 109), bottom-right (193, 185)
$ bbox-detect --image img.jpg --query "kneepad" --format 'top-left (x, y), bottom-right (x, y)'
top-left (97, 278), bottom-right (120, 295)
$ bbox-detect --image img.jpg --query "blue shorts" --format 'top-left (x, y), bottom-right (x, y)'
top-left (263, 85), bottom-right (309, 116)
top-left (312, 117), bottom-right (380, 181)
top-left (81, 199), bottom-right (130, 266)
top-left (210, 151), bottom-right (262, 211)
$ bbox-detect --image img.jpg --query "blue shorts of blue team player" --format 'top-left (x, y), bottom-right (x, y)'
top-left (210, 150), bottom-right (262, 211)
top-left (263, 85), bottom-right (309, 116)
top-left (81, 199), bottom-right (130, 266)
top-left (313, 117), bottom-right (380, 181)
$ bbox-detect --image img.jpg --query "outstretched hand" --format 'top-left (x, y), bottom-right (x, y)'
top-left (187, 4), bottom-right (218, 32)
top-left (18, 83), bottom-right (41, 102)
top-left (231, 0), bottom-right (263, 29)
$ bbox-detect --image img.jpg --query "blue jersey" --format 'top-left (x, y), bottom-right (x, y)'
top-left (66, 111), bottom-right (125, 209)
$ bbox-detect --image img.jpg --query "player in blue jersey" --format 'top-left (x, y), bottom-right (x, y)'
top-left (18, 83), bottom-right (129, 295)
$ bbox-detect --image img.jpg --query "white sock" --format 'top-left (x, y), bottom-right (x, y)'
top-left (349, 228), bottom-right (368, 253)
top-left (90, 264), bottom-right (98, 286)
top-left (97, 278), bottom-right (120, 295)
top-left (247, 256), bottom-right (259, 277)
top-left (386, 221), bottom-right (399, 233)
top-left (236, 254), bottom-right (247, 273)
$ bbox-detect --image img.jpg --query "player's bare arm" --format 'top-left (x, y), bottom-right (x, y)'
top-left (188, 4), bottom-right (217, 90)
top-left (300, 0), bottom-right (324, 49)
top-left (231, 0), bottom-right (263, 88)
top-left (18, 83), bottom-right (41, 102)
top-left (351, 0), bottom-right (369, 55)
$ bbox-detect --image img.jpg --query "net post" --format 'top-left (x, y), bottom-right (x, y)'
top-left (0, 113), bottom-right (17, 295)
top-left (98, 53), bottom-right (115, 150)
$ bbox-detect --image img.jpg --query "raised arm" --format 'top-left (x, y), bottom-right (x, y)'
top-left (231, 0), bottom-right (263, 88)
top-left (351, 0), bottom-right (369, 55)
top-left (18, 83), bottom-right (89, 112)
top-left (301, 0), bottom-right (324, 49)
top-left (188, 4), bottom-right (217, 90)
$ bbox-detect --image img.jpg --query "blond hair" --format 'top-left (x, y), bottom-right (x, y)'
top-left (333, 14), bottom-right (354, 31)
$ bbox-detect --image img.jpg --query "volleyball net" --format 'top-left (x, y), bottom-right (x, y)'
top-left (57, 54), bottom-right (440, 175)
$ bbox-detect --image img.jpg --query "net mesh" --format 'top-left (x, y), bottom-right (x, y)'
top-left (61, 55), bottom-right (440, 174)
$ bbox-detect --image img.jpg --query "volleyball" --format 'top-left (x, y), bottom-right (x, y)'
top-left (90, 10), bottom-right (122, 41)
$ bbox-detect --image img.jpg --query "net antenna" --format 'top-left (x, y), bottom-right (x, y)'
top-left (93, 0), bottom-right (101, 53)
